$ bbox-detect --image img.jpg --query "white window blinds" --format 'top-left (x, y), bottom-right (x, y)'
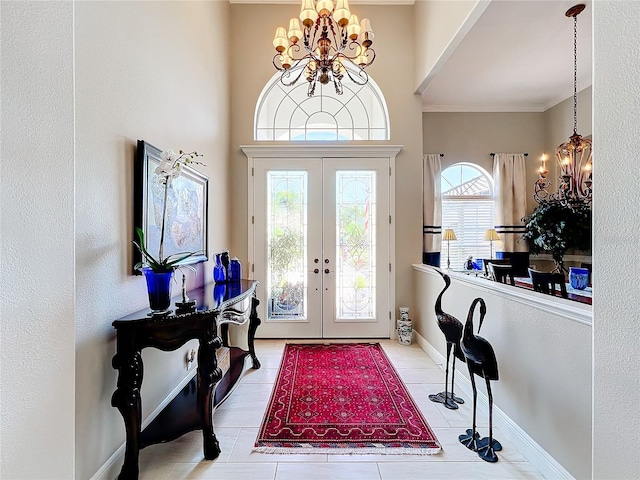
top-left (441, 198), bottom-right (495, 269)
top-left (440, 163), bottom-right (495, 269)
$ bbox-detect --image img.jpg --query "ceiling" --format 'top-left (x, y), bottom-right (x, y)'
top-left (421, 1), bottom-right (593, 112)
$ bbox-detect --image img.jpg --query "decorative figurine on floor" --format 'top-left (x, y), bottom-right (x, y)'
top-left (429, 269), bottom-right (466, 409)
top-left (458, 297), bottom-right (502, 463)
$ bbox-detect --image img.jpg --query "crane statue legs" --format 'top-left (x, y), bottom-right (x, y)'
top-left (458, 297), bottom-right (502, 462)
top-left (429, 269), bottom-right (465, 410)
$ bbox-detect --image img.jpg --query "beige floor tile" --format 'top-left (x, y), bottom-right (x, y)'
top-left (139, 461), bottom-right (177, 480)
top-left (275, 462), bottom-right (382, 480)
top-left (168, 462), bottom-right (277, 480)
top-left (378, 460), bottom-right (543, 480)
top-left (396, 367), bottom-right (445, 384)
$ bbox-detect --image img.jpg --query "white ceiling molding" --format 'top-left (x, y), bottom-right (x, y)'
top-left (422, 103), bottom-right (548, 114)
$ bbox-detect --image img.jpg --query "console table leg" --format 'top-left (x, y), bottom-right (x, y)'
top-left (111, 351), bottom-right (143, 480)
top-left (198, 335), bottom-right (223, 459)
top-left (248, 297), bottom-right (262, 369)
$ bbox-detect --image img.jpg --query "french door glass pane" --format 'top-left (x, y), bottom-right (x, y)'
top-left (335, 171), bottom-right (376, 319)
top-left (267, 171), bottom-right (307, 320)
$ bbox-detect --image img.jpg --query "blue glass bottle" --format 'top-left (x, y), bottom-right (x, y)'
top-left (213, 253), bottom-right (226, 284)
top-left (229, 257), bottom-right (241, 282)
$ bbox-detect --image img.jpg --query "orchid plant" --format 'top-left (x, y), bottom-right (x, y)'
top-left (134, 149), bottom-right (205, 272)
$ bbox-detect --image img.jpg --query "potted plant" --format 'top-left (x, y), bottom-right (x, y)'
top-left (133, 149), bottom-right (205, 313)
top-left (521, 200), bottom-right (591, 274)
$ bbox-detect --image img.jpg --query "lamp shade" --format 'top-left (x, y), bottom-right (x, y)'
top-left (442, 229), bottom-right (457, 241)
top-left (273, 27), bottom-right (289, 52)
top-left (484, 228), bottom-right (500, 241)
top-left (288, 18), bottom-right (302, 43)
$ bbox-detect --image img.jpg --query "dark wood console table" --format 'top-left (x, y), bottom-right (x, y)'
top-left (111, 280), bottom-right (260, 480)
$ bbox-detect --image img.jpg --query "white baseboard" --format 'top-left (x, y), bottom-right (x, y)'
top-left (90, 369), bottom-right (198, 480)
top-left (414, 331), bottom-right (574, 480)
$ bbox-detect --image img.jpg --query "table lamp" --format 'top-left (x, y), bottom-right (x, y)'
top-left (484, 228), bottom-right (500, 259)
top-left (442, 228), bottom-right (457, 269)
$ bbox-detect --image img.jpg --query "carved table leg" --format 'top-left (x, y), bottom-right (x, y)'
top-left (248, 297), bottom-right (262, 369)
top-left (111, 351), bottom-right (143, 480)
top-left (198, 334), bottom-right (223, 459)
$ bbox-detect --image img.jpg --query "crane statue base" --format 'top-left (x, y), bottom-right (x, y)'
top-left (429, 391), bottom-right (464, 409)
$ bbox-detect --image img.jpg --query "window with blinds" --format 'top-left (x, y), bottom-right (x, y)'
top-left (441, 164), bottom-right (495, 270)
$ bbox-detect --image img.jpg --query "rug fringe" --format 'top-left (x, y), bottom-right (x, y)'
top-left (253, 446), bottom-right (442, 455)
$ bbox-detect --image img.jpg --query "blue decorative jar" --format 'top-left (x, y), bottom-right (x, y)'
top-left (229, 257), bottom-right (241, 282)
top-left (213, 253), bottom-right (226, 284)
top-left (141, 266), bottom-right (174, 314)
top-left (568, 267), bottom-right (589, 290)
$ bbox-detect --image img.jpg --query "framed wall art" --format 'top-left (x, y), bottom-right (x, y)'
top-left (133, 139), bottom-right (208, 273)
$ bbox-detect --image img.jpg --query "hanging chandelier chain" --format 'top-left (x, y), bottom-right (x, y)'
top-left (573, 13), bottom-right (578, 134)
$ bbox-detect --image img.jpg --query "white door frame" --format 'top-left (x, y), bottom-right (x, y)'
top-left (242, 144), bottom-right (401, 338)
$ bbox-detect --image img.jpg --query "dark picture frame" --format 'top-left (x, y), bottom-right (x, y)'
top-left (133, 140), bottom-right (208, 273)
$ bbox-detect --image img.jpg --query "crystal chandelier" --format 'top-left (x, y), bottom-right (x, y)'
top-left (272, 0), bottom-right (375, 97)
top-left (534, 4), bottom-right (592, 208)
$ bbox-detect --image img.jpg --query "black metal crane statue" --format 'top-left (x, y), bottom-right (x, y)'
top-left (458, 297), bottom-right (502, 462)
top-left (429, 269), bottom-right (465, 410)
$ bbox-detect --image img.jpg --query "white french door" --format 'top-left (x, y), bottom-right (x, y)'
top-left (252, 157), bottom-right (391, 338)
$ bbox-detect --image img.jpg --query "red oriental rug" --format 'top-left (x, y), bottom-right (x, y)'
top-left (254, 343), bottom-right (441, 454)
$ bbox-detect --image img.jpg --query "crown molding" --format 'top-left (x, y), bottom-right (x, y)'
top-left (422, 104), bottom-right (547, 113)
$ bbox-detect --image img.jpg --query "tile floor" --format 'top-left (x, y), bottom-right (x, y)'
top-left (139, 339), bottom-right (545, 480)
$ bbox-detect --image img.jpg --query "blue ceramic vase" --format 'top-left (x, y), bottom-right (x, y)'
top-left (568, 267), bottom-right (589, 290)
top-left (142, 266), bottom-right (174, 314)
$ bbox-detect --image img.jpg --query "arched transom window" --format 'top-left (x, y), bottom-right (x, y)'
top-left (441, 163), bottom-right (496, 269)
top-left (255, 69), bottom-right (389, 141)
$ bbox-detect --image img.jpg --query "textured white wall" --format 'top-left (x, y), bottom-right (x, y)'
top-left (0, 1), bottom-right (76, 478)
top-left (592, 2), bottom-right (640, 478)
top-left (414, 267), bottom-right (592, 479)
top-left (73, 2), bottom-right (230, 478)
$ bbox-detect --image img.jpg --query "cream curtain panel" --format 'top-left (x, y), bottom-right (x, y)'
top-left (492, 153), bottom-right (528, 252)
top-left (422, 153), bottom-right (442, 266)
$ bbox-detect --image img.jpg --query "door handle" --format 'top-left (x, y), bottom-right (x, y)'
top-left (324, 259), bottom-right (330, 264)
top-left (314, 268), bottom-right (319, 274)
top-left (324, 268), bottom-right (330, 274)
top-left (314, 258), bottom-right (319, 263)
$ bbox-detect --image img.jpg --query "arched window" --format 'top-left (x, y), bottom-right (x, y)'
top-left (254, 68), bottom-right (389, 141)
top-left (441, 163), bottom-right (496, 269)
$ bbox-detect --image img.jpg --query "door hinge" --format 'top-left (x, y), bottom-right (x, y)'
top-left (389, 263), bottom-right (392, 272)
top-left (252, 167), bottom-right (254, 176)
top-left (252, 264), bottom-right (254, 273)
top-left (389, 166), bottom-right (392, 176)
top-left (389, 215), bottom-right (392, 224)
top-left (389, 311), bottom-right (391, 320)
top-left (252, 215), bottom-right (254, 224)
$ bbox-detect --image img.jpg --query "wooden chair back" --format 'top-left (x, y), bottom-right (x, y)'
top-left (488, 263), bottom-right (515, 286)
top-left (481, 258), bottom-right (511, 277)
top-left (528, 268), bottom-right (568, 298)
